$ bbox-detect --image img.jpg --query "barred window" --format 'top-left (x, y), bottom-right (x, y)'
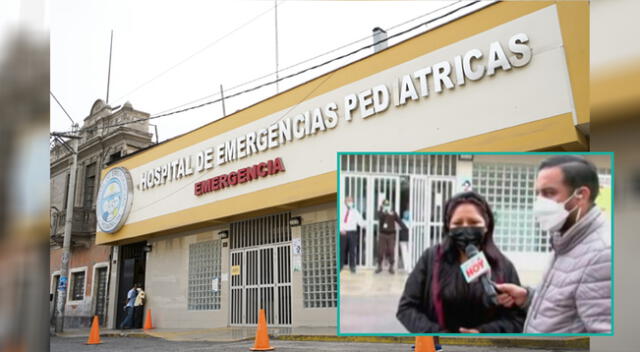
top-left (188, 240), bottom-right (222, 310)
top-left (83, 163), bottom-right (96, 209)
top-left (340, 154), bottom-right (457, 176)
top-left (70, 271), bottom-right (85, 301)
top-left (473, 163), bottom-right (548, 253)
top-left (302, 220), bottom-right (337, 308)
top-left (474, 163), bottom-right (612, 253)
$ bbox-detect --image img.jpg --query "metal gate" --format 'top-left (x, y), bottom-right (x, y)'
top-left (407, 176), bottom-right (455, 269)
top-left (230, 245), bottom-right (291, 326)
top-left (426, 177), bottom-right (455, 252)
top-left (340, 174), bottom-right (401, 269)
top-left (229, 213), bottom-right (292, 326)
top-left (408, 176), bottom-right (428, 271)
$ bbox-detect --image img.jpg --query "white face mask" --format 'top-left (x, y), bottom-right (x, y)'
top-left (533, 191), bottom-right (579, 232)
top-left (346, 202), bottom-right (354, 208)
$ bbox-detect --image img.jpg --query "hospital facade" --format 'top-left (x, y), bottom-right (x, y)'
top-left (91, 1), bottom-right (592, 329)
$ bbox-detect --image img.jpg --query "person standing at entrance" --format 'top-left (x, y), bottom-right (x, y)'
top-left (376, 199), bottom-right (407, 274)
top-left (133, 284), bottom-right (146, 328)
top-left (120, 283), bottom-right (139, 329)
top-left (340, 196), bottom-right (366, 273)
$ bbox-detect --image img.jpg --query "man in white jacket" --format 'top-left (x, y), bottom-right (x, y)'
top-left (496, 155), bottom-right (611, 333)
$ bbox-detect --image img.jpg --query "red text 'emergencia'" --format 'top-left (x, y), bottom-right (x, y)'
top-left (194, 157), bottom-right (286, 196)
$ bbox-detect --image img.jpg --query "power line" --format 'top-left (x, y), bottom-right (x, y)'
top-left (50, 91), bottom-right (76, 125)
top-left (111, 0), bottom-right (287, 106)
top-left (53, 0), bottom-right (482, 136)
top-left (148, 1), bottom-right (481, 119)
top-left (149, 0), bottom-right (467, 117)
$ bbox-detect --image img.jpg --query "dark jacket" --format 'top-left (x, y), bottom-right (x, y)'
top-left (396, 244), bottom-right (525, 333)
top-left (377, 208), bottom-right (407, 234)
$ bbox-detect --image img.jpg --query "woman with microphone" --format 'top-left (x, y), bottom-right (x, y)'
top-left (397, 191), bottom-right (525, 334)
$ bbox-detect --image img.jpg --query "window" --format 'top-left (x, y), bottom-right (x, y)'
top-left (51, 273), bottom-right (60, 294)
top-left (109, 151), bottom-right (122, 164)
top-left (230, 213), bottom-right (291, 249)
top-left (83, 163), bottom-right (96, 208)
top-left (70, 270), bottom-right (86, 301)
top-left (302, 220), bottom-right (337, 308)
top-left (474, 162), bottom-right (611, 253)
top-left (473, 162), bottom-right (546, 253)
top-left (188, 240), bottom-right (222, 310)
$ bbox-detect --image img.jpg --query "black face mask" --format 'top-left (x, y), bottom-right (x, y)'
top-left (448, 226), bottom-right (485, 251)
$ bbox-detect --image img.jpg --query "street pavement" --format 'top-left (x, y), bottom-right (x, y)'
top-left (339, 266), bottom-right (410, 334)
top-left (50, 336), bottom-right (587, 352)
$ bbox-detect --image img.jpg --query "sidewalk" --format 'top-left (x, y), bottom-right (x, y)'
top-left (54, 326), bottom-right (336, 342)
top-left (54, 327), bottom-right (589, 350)
top-left (340, 266), bottom-right (410, 333)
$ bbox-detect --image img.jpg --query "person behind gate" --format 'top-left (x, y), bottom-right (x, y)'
top-left (376, 199), bottom-right (407, 275)
top-left (340, 196), bottom-right (366, 273)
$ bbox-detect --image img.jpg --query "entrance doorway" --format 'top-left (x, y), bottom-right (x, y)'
top-left (116, 242), bottom-right (146, 328)
top-left (229, 213), bottom-right (292, 326)
top-left (340, 173), bottom-right (455, 271)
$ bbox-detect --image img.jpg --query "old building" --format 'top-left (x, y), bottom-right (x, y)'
top-left (49, 99), bottom-right (154, 328)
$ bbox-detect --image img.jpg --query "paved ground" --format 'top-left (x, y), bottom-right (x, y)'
top-left (50, 336), bottom-right (586, 352)
top-left (338, 266), bottom-right (547, 334)
top-left (339, 266), bottom-right (410, 334)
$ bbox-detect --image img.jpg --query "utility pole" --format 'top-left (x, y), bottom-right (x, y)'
top-left (274, 0), bottom-right (280, 93)
top-left (220, 84), bottom-right (226, 117)
top-left (54, 131), bottom-right (80, 333)
top-left (106, 30), bottom-right (114, 104)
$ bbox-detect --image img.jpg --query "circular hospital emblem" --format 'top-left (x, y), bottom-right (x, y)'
top-left (96, 167), bottom-right (133, 233)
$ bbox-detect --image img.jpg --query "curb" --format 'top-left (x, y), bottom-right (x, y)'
top-left (56, 331), bottom-right (589, 350)
top-left (274, 335), bottom-right (589, 350)
top-left (55, 332), bottom-right (152, 339)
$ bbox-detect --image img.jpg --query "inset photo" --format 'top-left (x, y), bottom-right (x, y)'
top-left (338, 152), bottom-right (612, 335)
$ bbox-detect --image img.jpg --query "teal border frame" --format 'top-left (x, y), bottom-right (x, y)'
top-left (335, 151), bottom-right (615, 337)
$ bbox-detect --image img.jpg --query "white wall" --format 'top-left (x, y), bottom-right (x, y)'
top-left (145, 227), bottom-right (229, 329)
top-left (123, 5), bottom-right (575, 228)
top-left (291, 203), bottom-right (338, 327)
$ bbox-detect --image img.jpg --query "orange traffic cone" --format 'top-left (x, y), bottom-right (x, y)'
top-left (144, 309), bottom-right (153, 330)
top-left (86, 316), bottom-right (102, 345)
top-left (415, 336), bottom-right (436, 352)
top-left (249, 309), bottom-right (274, 351)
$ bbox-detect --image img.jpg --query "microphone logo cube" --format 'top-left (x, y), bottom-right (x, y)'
top-left (461, 251), bottom-right (491, 283)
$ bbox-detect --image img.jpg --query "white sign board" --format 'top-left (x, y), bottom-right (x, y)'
top-left (460, 251), bottom-right (491, 283)
top-left (120, 5), bottom-right (573, 228)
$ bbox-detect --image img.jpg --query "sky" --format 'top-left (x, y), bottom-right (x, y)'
top-left (50, 1), bottom-right (487, 142)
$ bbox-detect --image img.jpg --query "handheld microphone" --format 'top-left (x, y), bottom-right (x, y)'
top-left (462, 244), bottom-right (498, 307)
